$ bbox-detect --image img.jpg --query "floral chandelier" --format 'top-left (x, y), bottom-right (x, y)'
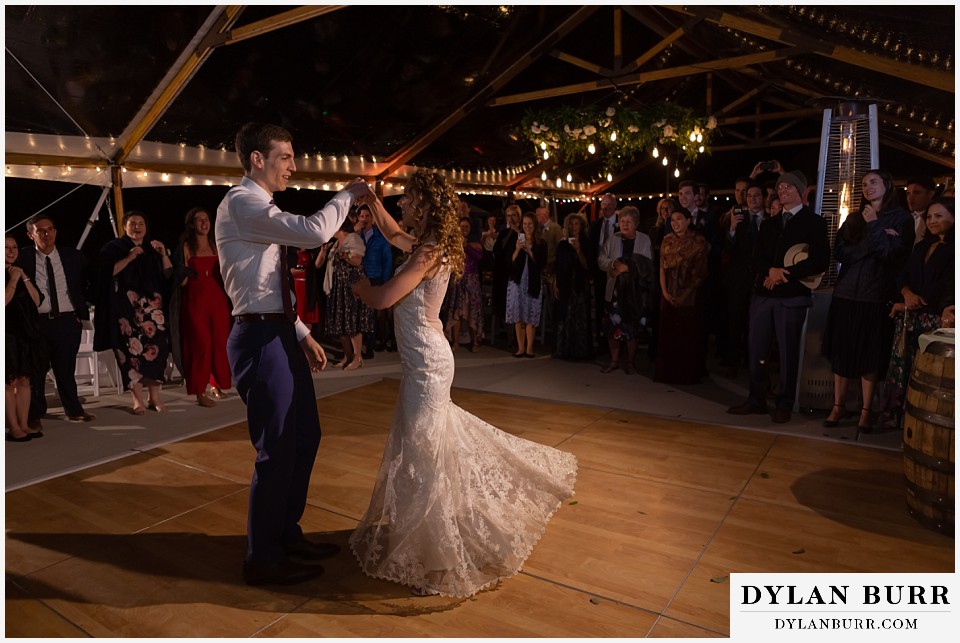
top-left (521, 103), bottom-right (718, 182)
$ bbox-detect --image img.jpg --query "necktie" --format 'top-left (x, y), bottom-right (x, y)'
top-left (46, 255), bottom-right (60, 316)
top-left (753, 214), bottom-right (762, 231)
top-left (278, 245), bottom-right (296, 322)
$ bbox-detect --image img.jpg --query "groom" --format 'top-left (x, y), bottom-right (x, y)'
top-left (217, 122), bottom-right (369, 585)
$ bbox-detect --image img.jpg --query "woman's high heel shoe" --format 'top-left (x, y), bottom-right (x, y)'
top-left (857, 407), bottom-right (876, 433)
top-left (822, 403), bottom-right (849, 428)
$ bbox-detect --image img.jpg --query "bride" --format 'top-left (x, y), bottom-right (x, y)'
top-left (349, 170), bottom-right (577, 597)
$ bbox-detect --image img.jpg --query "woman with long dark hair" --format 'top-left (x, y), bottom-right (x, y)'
top-left (349, 170), bottom-right (576, 597)
top-left (176, 207), bottom-right (232, 407)
top-left (821, 169), bottom-right (914, 430)
top-left (879, 197), bottom-right (954, 430)
top-left (5, 235), bottom-right (44, 441)
top-left (552, 212), bottom-right (594, 360)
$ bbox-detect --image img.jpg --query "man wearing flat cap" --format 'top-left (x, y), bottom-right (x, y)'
top-left (727, 170), bottom-right (829, 423)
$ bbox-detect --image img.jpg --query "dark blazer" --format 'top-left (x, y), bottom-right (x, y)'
top-left (834, 205), bottom-right (914, 304)
top-left (18, 244), bottom-right (90, 320)
top-left (752, 206), bottom-right (830, 299)
top-left (899, 233), bottom-right (954, 315)
top-left (510, 239), bottom-right (547, 298)
top-left (722, 210), bottom-right (765, 291)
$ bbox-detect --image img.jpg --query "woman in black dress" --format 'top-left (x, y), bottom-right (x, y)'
top-left (552, 212), bottom-right (594, 360)
top-left (5, 235), bottom-right (44, 441)
top-left (94, 211), bottom-right (174, 415)
top-left (821, 170), bottom-right (914, 430)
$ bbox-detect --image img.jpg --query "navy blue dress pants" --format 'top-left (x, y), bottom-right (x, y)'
top-left (227, 319), bottom-right (321, 563)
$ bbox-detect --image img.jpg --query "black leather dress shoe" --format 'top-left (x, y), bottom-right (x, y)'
top-left (772, 408), bottom-right (792, 424)
top-left (242, 559), bottom-right (325, 586)
top-left (284, 539), bottom-right (341, 565)
top-left (726, 401), bottom-right (768, 415)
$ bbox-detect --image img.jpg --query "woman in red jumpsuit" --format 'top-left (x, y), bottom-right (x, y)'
top-left (178, 207), bottom-right (232, 407)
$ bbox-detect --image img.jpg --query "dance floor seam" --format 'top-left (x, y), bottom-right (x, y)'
top-left (4, 379), bottom-right (952, 638)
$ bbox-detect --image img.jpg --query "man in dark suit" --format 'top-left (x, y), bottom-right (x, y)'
top-left (727, 171), bottom-right (829, 423)
top-left (719, 181), bottom-right (766, 377)
top-left (588, 193), bottom-right (618, 351)
top-left (22, 214), bottom-right (96, 427)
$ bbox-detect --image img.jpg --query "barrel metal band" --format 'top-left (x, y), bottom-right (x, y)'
top-left (902, 443), bottom-right (955, 471)
top-left (910, 373), bottom-right (953, 400)
top-left (905, 501), bottom-right (955, 536)
top-left (905, 400), bottom-right (955, 429)
top-left (904, 477), bottom-right (954, 506)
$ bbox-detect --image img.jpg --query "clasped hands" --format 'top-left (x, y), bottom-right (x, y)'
top-left (763, 266), bottom-right (790, 290)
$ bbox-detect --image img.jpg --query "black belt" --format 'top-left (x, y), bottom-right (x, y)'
top-left (42, 311), bottom-right (77, 320)
top-left (235, 313), bottom-right (292, 324)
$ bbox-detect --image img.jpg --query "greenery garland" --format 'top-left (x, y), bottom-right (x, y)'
top-left (521, 103), bottom-right (717, 177)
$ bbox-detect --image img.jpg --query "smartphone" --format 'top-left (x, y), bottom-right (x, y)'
top-left (518, 233), bottom-right (526, 244)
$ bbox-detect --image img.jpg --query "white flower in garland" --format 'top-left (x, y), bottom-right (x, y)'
top-left (606, 106), bottom-right (617, 117)
top-left (583, 124), bottom-right (597, 136)
top-left (707, 116), bottom-right (718, 130)
top-left (663, 124), bottom-right (675, 137)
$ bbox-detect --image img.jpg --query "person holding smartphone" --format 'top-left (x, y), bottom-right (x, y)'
top-left (506, 212), bottom-right (546, 357)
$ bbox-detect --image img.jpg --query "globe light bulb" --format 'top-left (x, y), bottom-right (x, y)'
top-left (610, 131), bottom-right (617, 142)
top-left (606, 173), bottom-right (613, 182)
top-left (587, 143), bottom-right (596, 154)
top-left (652, 147), bottom-right (660, 159)
top-left (699, 145), bottom-right (705, 153)
top-left (543, 150), bottom-right (550, 160)
top-left (541, 171), bottom-right (547, 181)
top-left (555, 177), bottom-right (562, 188)
top-left (689, 131), bottom-right (697, 142)
top-left (566, 172), bottom-right (573, 182)
top-left (696, 133), bottom-right (703, 143)
top-left (674, 168), bottom-right (680, 178)
top-left (540, 141), bottom-right (547, 150)
top-left (662, 157), bottom-right (669, 166)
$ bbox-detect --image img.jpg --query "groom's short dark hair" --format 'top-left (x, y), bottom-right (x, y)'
top-left (235, 122), bottom-right (292, 172)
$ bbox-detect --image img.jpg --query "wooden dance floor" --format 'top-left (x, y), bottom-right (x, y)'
top-left (4, 379), bottom-right (954, 637)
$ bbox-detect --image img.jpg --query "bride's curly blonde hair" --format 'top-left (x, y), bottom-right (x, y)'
top-left (406, 169), bottom-right (465, 280)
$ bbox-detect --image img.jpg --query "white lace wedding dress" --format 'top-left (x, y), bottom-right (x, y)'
top-left (349, 254), bottom-right (578, 597)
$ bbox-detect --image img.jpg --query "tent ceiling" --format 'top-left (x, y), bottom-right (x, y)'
top-left (5, 4), bottom-right (955, 200)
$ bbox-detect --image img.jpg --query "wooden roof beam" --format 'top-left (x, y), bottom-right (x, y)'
top-left (620, 15), bottom-right (703, 74)
top-left (666, 6), bottom-right (954, 92)
top-left (548, 50), bottom-right (614, 76)
top-left (880, 136), bottom-right (954, 170)
top-left (113, 6), bottom-right (245, 165)
top-left (490, 46), bottom-right (804, 107)
top-left (378, 6), bottom-right (599, 180)
top-left (212, 6), bottom-right (346, 48)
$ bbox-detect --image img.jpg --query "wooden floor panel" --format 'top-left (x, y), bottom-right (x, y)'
top-left (5, 380), bottom-right (953, 637)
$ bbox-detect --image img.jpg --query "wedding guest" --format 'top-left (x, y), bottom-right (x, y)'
top-left (727, 171), bottom-right (830, 423)
top-left (176, 207), bottom-right (232, 407)
top-left (879, 197), bottom-right (954, 430)
top-left (445, 217), bottom-right (484, 352)
top-left (492, 204), bottom-right (521, 334)
top-left (647, 198), bottom-right (677, 359)
top-left (94, 211), bottom-right (173, 415)
top-left (821, 170), bottom-right (914, 430)
top-left (6, 235), bottom-right (44, 441)
top-left (357, 204), bottom-right (393, 358)
top-left (480, 213), bottom-right (499, 276)
top-left (323, 218), bottom-right (372, 370)
top-left (597, 206), bottom-right (654, 374)
top-left (506, 212), bottom-right (546, 358)
top-left (654, 210), bottom-right (709, 383)
top-left (552, 212), bottom-right (594, 360)
top-left (22, 214), bottom-right (96, 427)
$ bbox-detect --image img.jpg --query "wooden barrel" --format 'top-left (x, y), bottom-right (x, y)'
top-left (903, 339), bottom-right (955, 536)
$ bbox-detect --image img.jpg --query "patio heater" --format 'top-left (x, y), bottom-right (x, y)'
top-left (796, 101), bottom-right (879, 411)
